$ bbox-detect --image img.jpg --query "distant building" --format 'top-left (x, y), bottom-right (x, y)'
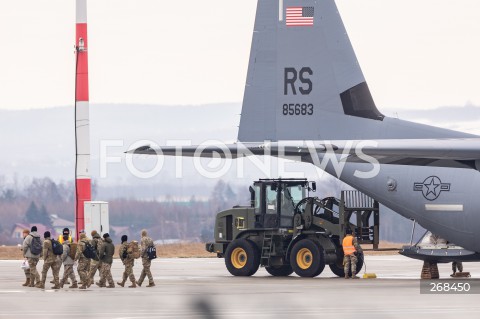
top-left (50, 215), bottom-right (75, 239)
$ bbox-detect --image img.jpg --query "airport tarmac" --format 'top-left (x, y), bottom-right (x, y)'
top-left (1, 255), bottom-right (480, 318)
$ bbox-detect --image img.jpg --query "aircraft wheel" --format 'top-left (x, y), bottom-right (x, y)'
top-left (329, 258), bottom-right (346, 277)
top-left (225, 239), bottom-right (260, 276)
top-left (290, 238), bottom-right (325, 277)
top-left (265, 265), bottom-right (294, 276)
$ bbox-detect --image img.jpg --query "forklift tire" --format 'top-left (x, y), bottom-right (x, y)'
top-left (290, 238), bottom-right (325, 277)
top-left (329, 251), bottom-right (364, 277)
top-left (265, 265), bottom-right (294, 277)
top-left (225, 239), bottom-right (260, 276)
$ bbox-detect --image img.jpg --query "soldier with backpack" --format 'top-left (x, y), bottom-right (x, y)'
top-left (117, 235), bottom-right (137, 288)
top-left (22, 226), bottom-right (42, 287)
top-left (97, 233), bottom-right (115, 288)
top-left (60, 234), bottom-right (78, 288)
top-left (20, 229), bottom-right (31, 287)
top-left (86, 230), bottom-right (104, 288)
top-left (137, 229), bottom-right (155, 287)
top-left (50, 228), bottom-right (72, 285)
top-left (76, 232), bottom-right (91, 289)
top-left (36, 231), bottom-right (62, 289)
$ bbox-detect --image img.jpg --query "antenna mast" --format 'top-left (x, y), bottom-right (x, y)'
top-left (75, 0), bottom-right (91, 240)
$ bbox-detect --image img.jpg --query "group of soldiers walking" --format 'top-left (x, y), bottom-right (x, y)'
top-left (21, 226), bottom-right (156, 289)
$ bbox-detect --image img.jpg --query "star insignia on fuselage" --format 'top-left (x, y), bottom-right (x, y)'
top-left (414, 176), bottom-right (450, 201)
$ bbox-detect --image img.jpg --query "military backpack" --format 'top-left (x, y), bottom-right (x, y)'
top-left (82, 242), bottom-right (97, 259)
top-left (127, 241), bottom-right (141, 259)
top-left (146, 245), bottom-right (157, 260)
top-left (51, 238), bottom-right (63, 255)
top-left (69, 243), bottom-right (77, 259)
top-left (29, 235), bottom-right (42, 255)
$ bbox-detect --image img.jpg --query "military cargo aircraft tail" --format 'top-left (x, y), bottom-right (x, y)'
top-left (239, 0), bottom-right (380, 142)
top-left (238, 0), bottom-right (468, 142)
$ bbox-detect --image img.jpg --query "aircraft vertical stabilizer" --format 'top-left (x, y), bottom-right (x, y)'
top-left (238, 0), bottom-right (382, 142)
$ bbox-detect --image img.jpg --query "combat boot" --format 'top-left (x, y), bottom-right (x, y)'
top-left (344, 275), bottom-right (349, 279)
top-left (51, 284), bottom-right (60, 289)
top-left (29, 278), bottom-right (36, 287)
top-left (35, 282), bottom-right (45, 289)
top-left (59, 279), bottom-right (65, 288)
top-left (107, 284), bottom-right (115, 288)
top-left (146, 282), bottom-right (155, 287)
top-left (117, 281), bottom-right (125, 287)
top-left (78, 284), bottom-right (87, 289)
top-left (33, 276), bottom-right (41, 286)
top-left (22, 278), bottom-right (30, 287)
top-left (128, 281), bottom-right (137, 288)
top-left (351, 273), bottom-right (359, 279)
top-left (136, 281), bottom-right (142, 287)
top-left (69, 282), bottom-right (78, 288)
top-left (96, 282), bottom-right (106, 288)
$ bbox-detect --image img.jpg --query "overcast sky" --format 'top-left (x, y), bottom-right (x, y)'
top-left (1, 0), bottom-right (479, 111)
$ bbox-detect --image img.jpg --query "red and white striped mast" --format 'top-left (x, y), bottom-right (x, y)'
top-left (75, 0), bottom-right (91, 240)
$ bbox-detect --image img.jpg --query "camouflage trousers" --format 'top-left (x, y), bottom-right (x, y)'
top-left (61, 264), bottom-right (77, 284)
top-left (23, 265), bottom-right (30, 279)
top-left (452, 261), bottom-right (464, 273)
top-left (138, 258), bottom-right (153, 285)
top-left (27, 258), bottom-right (40, 285)
top-left (121, 260), bottom-right (136, 284)
top-left (343, 254), bottom-right (358, 277)
top-left (77, 258), bottom-right (90, 284)
top-left (87, 260), bottom-right (103, 284)
top-left (41, 259), bottom-right (61, 286)
top-left (99, 263), bottom-right (114, 287)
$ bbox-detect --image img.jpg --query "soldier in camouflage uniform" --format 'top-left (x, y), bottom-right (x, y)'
top-left (117, 235), bottom-right (136, 288)
top-left (137, 229), bottom-right (155, 287)
top-left (86, 230), bottom-right (103, 287)
top-left (36, 231), bottom-right (61, 289)
top-left (22, 226), bottom-right (41, 287)
top-left (97, 233), bottom-right (115, 288)
top-left (342, 228), bottom-right (363, 279)
top-left (451, 261), bottom-right (464, 277)
top-left (76, 232), bottom-right (91, 289)
top-left (20, 229), bottom-right (31, 287)
top-left (60, 234), bottom-right (78, 288)
top-left (50, 228), bottom-right (73, 288)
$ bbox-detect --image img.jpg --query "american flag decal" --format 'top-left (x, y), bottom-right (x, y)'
top-left (286, 6), bottom-right (314, 27)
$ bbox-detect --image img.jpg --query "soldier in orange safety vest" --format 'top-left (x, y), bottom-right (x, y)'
top-left (342, 228), bottom-right (363, 279)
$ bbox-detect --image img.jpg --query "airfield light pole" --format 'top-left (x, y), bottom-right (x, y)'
top-left (74, 0), bottom-right (91, 241)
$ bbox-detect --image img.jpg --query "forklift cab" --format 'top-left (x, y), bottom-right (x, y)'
top-left (312, 197), bottom-right (341, 224)
top-left (249, 179), bottom-right (314, 229)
